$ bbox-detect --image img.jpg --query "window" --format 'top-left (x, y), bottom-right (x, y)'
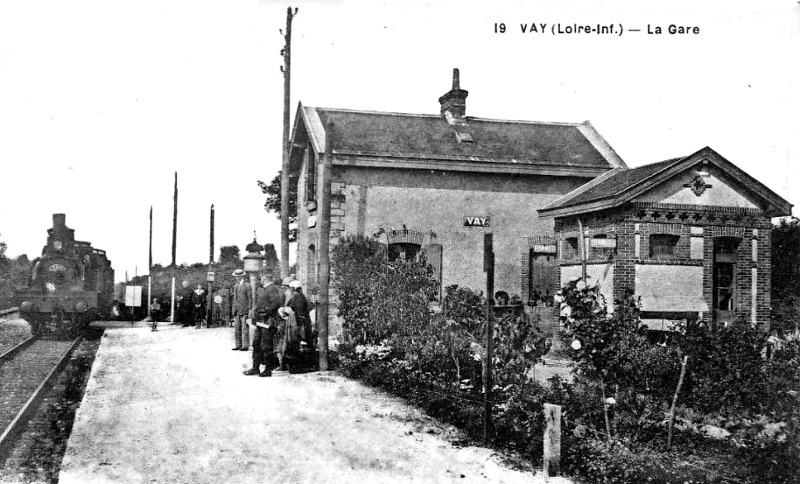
top-left (713, 237), bottom-right (739, 318)
top-left (591, 234), bottom-right (616, 260)
top-left (713, 264), bottom-right (735, 311)
top-left (424, 243), bottom-right (443, 301)
top-left (306, 148), bottom-right (317, 202)
top-left (649, 234), bottom-right (680, 259)
top-left (388, 243), bottom-right (420, 262)
top-left (307, 244), bottom-right (316, 287)
top-left (562, 237), bottom-right (579, 259)
top-left (529, 251), bottom-right (556, 306)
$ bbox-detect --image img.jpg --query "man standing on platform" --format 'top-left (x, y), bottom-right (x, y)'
top-left (231, 269), bottom-right (251, 351)
top-left (181, 280), bottom-right (195, 327)
top-left (244, 273), bottom-right (282, 377)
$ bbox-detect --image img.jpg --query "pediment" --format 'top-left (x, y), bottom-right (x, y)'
top-left (634, 163), bottom-right (759, 209)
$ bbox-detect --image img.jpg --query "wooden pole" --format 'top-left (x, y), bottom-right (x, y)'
top-left (171, 172), bottom-right (178, 322)
top-left (316, 122), bottom-right (333, 371)
top-left (279, 7), bottom-right (298, 279)
top-left (578, 218), bottom-right (587, 281)
top-left (667, 355), bottom-right (689, 449)
top-left (207, 204), bottom-right (214, 327)
top-left (170, 277), bottom-right (175, 323)
top-left (171, 172), bottom-right (178, 268)
top-left (543, 403), bottom-right (562, 477)
top-left (484, 233), bottom-right (494, 444)
top-left (148, 206), bottom-right (153, 317)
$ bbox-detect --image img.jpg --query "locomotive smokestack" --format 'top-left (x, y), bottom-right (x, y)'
top-left (53, 213), bottom-right (66, 227)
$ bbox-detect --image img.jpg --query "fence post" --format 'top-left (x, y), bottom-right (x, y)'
top-left (543, 403), bottom-right (561, 477)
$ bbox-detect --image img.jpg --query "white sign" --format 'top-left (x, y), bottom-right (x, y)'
top-left (533, 244), bottom-right (557, 254)
top-left (463, 216), bottom-right (490, 227)
top-left (590, 238), bottom-right (617, 248)
top-left (125, 285), bottom-right (143, 307)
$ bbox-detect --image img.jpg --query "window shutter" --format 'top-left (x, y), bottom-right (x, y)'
top-left (424, 243), bottom-right (443, 298)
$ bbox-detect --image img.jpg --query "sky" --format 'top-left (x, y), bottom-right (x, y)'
top-left (0, 0), bottom-right (797, 283)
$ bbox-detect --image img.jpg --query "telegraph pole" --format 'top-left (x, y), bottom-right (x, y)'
top-left (148, 206), bottom-right (153, 318)
top-left (171, 172), bottom-right (178, 323)
top-left (317, 122), bottom-right (333, 372)
top-left (207, 204), bottom-right (214, 327)
top-left (279, 6), bottom-right (298, 279)
top-left (172, 172), bottom-right (178, 268)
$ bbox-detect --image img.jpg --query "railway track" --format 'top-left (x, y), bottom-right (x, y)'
top-left (0, 336), bottom-right (82, 464)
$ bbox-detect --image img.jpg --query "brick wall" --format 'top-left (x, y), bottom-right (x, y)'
top-left (553, 203), bottom-right (775, 328)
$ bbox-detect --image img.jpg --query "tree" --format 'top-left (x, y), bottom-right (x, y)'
top-left (772, 217), bottom-right (800, 333)
top-left (219, 245), bottom-right (241, 264)
top-left (257, 171), bottom-right (298, 242)
top-left (0, 238), bottom-right (9, 274)
top-left (0, 242), bottom-right (31, 309)
top-left (262, 243), bottom-right (280, 277)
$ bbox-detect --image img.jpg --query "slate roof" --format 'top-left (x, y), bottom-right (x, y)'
top-left (545, 157), bottom-right (685, 210)
top-left (539, 147), bottom-right (792, 218)
top-left (291, 104), bottom-right (625, 173)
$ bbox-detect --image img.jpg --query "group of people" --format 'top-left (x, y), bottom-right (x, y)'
top-left (148, 281), bottom-right (209, 332)
top-left (230, 268), bottom-right (314, 377)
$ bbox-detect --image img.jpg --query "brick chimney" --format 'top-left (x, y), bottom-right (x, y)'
top-left (438, 68), bottom-right (469, 125)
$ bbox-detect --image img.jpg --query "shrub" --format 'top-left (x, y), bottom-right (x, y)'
top-left (675, 320), bottom-right (770, 413)
top-left (332, 237), bottom-right (555, 456)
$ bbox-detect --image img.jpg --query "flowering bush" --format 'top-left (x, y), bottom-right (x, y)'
top-left (332, 237), bottom-right (556, 456)
top-left (354, 340), bottom-right (394, 361)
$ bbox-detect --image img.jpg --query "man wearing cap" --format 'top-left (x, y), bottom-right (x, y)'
top-left (244, 274), bottom-right (282, 377)
top-left (231, 269), bottom-right (251, 351)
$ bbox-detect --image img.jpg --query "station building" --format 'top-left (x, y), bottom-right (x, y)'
top-left (287, 69), bottom-right (625, 334)
top-left (539, 147), bottom-right (792, 329)
top-left (288, 70), bottom-right (791, 336)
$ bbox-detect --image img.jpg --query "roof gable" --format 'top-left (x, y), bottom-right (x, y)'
top-left (635, 163), bottom-right (760, 209)
top-left (540, 147), bottom-right (792, 218)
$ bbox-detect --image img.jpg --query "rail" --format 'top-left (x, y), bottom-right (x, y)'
top-left (0, 336), bottom-right (83, 464)
top-left (0, 337), bottom-right (37, 363)
top-left (0, 307), bottom-right (19, 317)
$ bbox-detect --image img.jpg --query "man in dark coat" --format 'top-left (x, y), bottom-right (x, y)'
top-left (231, 269), bottom-right (251, 351)
top-left (244, 274), bottom-right (282, 377)
top-left (192, 284), bottom-right (207, 328)
top-left (180, 280), bottom-right (195, 326)
top-left (287, 280), bottom-right (313, 353)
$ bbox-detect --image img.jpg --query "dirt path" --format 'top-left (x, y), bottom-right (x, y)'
top-left (59, 324), bottom-right (571, 484)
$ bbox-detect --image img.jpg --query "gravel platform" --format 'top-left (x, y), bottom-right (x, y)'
top-left (58, 322), bottom-right (571, 484)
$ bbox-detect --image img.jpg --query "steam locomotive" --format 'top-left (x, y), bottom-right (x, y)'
top-left (16, 214), bottom-right (114, 336)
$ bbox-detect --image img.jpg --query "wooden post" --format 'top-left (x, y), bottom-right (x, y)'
top-left (170, 277), bottom-right (176, 323)
top-left (667, 355), bottom-right (689, 448)
top-left (543, 403), bottom-right (562, 477)
top-left (578, 218), bottom-right (587, 281)
top-left (207, 204), bottom-right (214, 327)
top-left (279, 7), bottom-right (298, 279)
top-left (484, 233), bottom-right (494, 444)
top-left (316, 122), bottom-right (333, 371)
top-left (148, 206), bottom-right (153, 317)
top-left (172, 172), bottom-right (178, 268)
